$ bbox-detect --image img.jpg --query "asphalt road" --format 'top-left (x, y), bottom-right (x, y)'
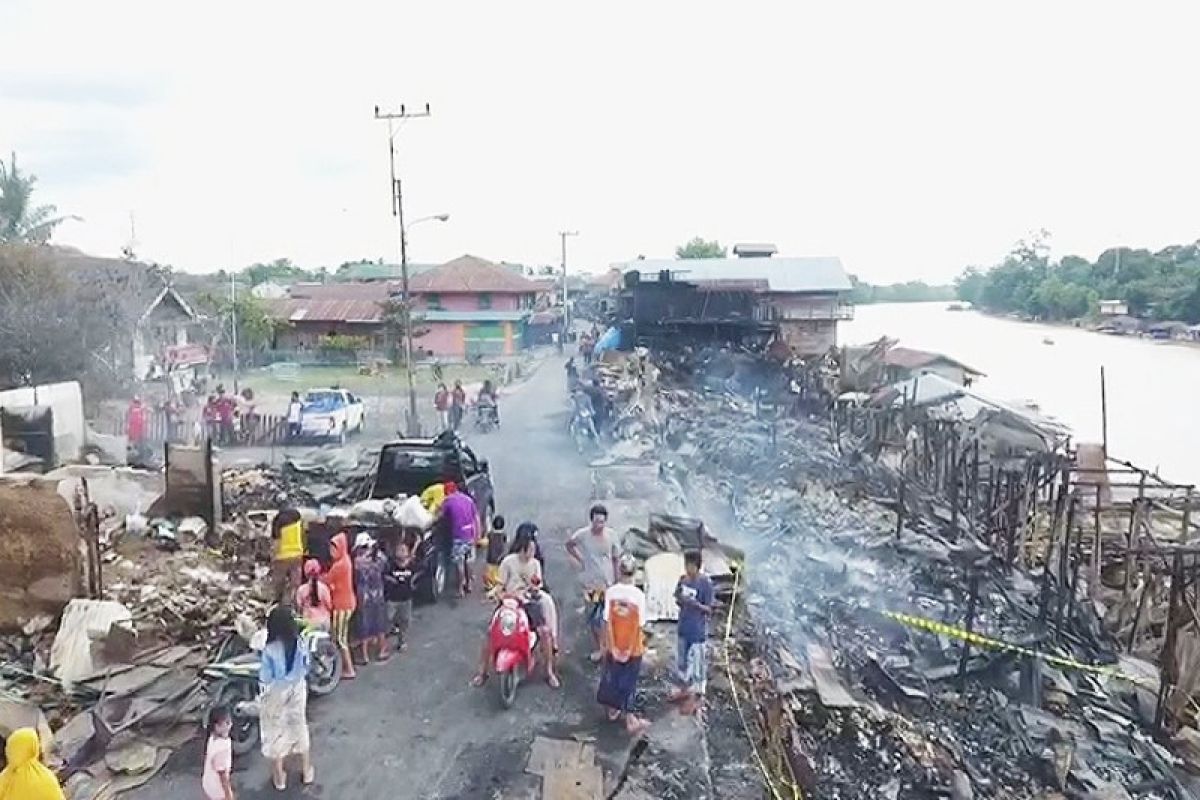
top-left (131, 355), bottom-right (642, 799)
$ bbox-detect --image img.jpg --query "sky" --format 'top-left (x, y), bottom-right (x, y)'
top-left (3, 0), bottom-right (1199, 283)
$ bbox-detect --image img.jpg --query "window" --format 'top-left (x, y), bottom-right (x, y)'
top-left (478, 293), bottom-right (492, 310)
top-left (426, 293), bottom-right (442, 310)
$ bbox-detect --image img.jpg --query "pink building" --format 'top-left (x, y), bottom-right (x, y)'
top-left (266, 255), bottom-right (539, 360)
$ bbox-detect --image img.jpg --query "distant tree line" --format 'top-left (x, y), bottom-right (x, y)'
top-left (848, 275), bottom-right (955, 305)
top-left (955, 231), bottom-right (1200, 323)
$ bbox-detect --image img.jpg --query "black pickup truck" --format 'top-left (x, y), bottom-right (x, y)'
top-left (361, 432), bottom-right (496, 602)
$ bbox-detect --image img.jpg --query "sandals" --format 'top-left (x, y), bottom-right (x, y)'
top-left (547, 674), bottom-right (561, 689)
top-left (471, 673), bottom-right (488, 687)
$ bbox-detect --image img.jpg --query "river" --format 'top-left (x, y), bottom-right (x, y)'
top-left (841, 302), bottom-right (1200, 487)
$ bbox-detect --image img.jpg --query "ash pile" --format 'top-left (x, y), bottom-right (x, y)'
top-left (585, 345), bottom-right (1199, 800)
top-left (0, 448), bottom-right (372, 798)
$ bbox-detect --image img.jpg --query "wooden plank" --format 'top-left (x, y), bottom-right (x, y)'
top-left (542, 763), bottom-right (604, 800)
top-left (806, 644), bottom-right (857, 708)
top-left (527, 737), bottom-right (591, 777)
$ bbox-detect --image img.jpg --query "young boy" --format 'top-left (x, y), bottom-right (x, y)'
top-left (671, 550), bottom-right (714, 715)
top-left (483, 515), bottom-right (507, 593)
top-left (383, 535), bottom-right (415, 651)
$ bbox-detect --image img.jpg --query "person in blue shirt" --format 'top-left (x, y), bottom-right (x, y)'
top-left (258, 607), bottom-right (313, 791)
top-left (670, 551), bottom-right (714, 715)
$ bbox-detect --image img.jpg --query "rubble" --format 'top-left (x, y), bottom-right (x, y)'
top-left (590, 343), bottom-right (1200, 799)
top-left (0, 445), bottom-right (373, 794)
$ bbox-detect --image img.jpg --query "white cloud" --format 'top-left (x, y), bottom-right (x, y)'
top-left (2, 0), bottom-right (1198, 280)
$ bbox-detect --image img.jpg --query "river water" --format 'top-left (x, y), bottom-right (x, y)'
top-left (841, 302), bottom-right (1200, 487)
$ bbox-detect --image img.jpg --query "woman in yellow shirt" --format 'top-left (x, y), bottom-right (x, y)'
top-left (272, 508), bottom-right (306, 604)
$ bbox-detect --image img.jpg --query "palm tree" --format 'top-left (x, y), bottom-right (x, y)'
top-left (0, 152), bottom-right (75, 244)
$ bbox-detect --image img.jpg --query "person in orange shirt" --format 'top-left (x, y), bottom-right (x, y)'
top-left (326, 531), bottom-right (357, 679)
top-left (597, 556), bottom-right (650, 735)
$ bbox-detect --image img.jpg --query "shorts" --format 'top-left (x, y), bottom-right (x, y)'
top-left (451, 540), bottom-right (473, 563)
top-left (585, 591), bottom-right (605, 631)
top-left (331, 610), bottom-right (353, 650)
top-left (522, 600), bottom-right (545, 630)
top-left (389, 600), bottom-right (412, 644)
top-left (675, 636), bottom-right (707, 695)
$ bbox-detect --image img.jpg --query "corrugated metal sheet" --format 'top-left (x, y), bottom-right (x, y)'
top-left (616, 256), bottom-right (852, 293)
top-left (266, 298), bottom-right (385, 323)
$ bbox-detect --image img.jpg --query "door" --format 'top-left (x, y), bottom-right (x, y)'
top-left (464, 323), bottom-right (507, 360)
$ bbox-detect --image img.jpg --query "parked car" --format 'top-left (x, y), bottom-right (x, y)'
top-left (363, 431), bottom-right (497, 602)
top-left (299, 388), bottom-right (365, 444)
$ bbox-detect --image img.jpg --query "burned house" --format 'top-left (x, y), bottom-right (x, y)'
top-left (613, 247), bottom-right (853, 356)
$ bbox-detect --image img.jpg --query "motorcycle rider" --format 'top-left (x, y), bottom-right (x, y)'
top-left (471, 524), bottom-right (560, 689)
top-left (570, 386), bottom-right (598, 441)
top-left (477, 380), bottom-right (500, 427)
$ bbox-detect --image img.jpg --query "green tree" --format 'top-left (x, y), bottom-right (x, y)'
top-left (0, 153), bottom-right (76, 244)
top-left (243, 258), bottom-right (315, 286)
top-left (675, 237), bottom-right (727, 259)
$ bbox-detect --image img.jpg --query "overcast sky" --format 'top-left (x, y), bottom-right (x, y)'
top-left (3, 1), bottom-right (1198, 282)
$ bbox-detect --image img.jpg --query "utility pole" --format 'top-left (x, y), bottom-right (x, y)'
top-left (559, 230), bottom-right (579, 332)
top-left (375, 103), bottom-right (431, 436)
top-left (230, 272), bottom-right (239, 393)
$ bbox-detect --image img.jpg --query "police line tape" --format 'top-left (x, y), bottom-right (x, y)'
top-left (879, 610), bottom-right (1152, 687)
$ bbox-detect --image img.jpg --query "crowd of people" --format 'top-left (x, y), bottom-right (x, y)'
top-left (433, 379), bottom-right (500, 432)
top-left (3, 484), bottom-right (714, 798)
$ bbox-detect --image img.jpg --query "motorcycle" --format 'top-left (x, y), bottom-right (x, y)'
top-left (569, 408), bottom-right (598, 454)
top-left (489, 594), bottom-right (539, 709)
top-left (474, 402), bottom-right (498, 434)
top-left (202, 617), bottom-right (342, 755)
top-left (201, 647), bottom-right (261, 756)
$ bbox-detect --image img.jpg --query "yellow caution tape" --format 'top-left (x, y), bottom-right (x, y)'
top-left (881, 610), bottom-right (1152, 687)
top-left (723, 567), bottom-right (804, 800)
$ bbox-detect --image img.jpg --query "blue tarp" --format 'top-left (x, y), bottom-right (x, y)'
top-left (593, 326), bottom-right (620, 356)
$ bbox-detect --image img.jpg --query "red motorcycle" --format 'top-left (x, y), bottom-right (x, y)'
top-left (489, 594), bottom-right (539, 708)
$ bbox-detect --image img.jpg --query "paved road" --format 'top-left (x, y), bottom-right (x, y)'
top-left (132, 356), bottom-right (641, 799)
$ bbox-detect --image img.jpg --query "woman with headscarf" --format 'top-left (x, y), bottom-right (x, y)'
top-left (0, 727), bottom-right (65, 800)
top-left (326, 530), bottom-right (357, 679)
top-left (259, 607), bottom-right (314, 791)
top-left (352, 532), bottom-right (390, 664)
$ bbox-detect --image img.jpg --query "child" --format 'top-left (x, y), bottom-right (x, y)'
top-left (384, 535), bottom-right (415, 651)
top-left (294, 559), bottom-right (332, 629)
top-left (202, 705), bottom-right (236, 800)
top-left (671, 550), bottom-right (715, 716)
top-left (483, 515), bottom-right (507, 593)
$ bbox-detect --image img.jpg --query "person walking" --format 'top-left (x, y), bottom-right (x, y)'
top-left (383, 535), bottom-right (415, 652)
top-left (597, 556), bottom-right (651, 735)
top-left (450, 381), bottom-right (467, 431)
top-left (286, 392), bottom-right (304, 440)
top-left (126, 395), bottom-right (149, 464)
top-left (352, 533), bottom-right (391, 664)
top-left (440, 482), bottom-right (479, 596)
top-left (326, 531), bottom-right (357, 679)
top-left (566, 504), bottom-right (621, 662)
top-left (670, 551), bottom-right (714, 716)
top-left (0, 727), bottom-right (65, 800)
top-left (202, 706), bottom-right (236, 800)
top-left (259, 607), bottom-right (314, 791)
top-left (434, 384), bottom-right (450, 432)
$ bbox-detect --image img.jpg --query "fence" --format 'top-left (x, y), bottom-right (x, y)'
top-left (837, 395), bottom-right (1200, 731)
top-left (101, 409), bottom-right (292, 448)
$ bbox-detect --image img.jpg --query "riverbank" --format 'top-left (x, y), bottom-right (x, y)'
top-left (843, 302), bottom-right (1200, 487)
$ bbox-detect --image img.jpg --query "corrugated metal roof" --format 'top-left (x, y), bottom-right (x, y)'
top-left (422, 310), bottom-right (528, 322)
top-left (615, 256), bottom-right (852, 293)
top-left (410, 255), bottom-right (541, 294)
top-left (265, 298), bottom-right (386, 323)
top-left (884, 346), bottom-right (984, 375)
